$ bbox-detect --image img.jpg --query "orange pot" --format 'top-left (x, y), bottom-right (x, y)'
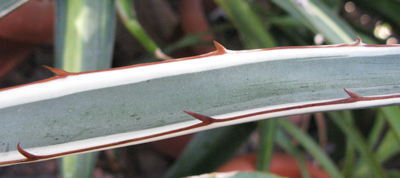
top-left (217, 154), bottom-right (330, 178)
top-left (0, 0), bottom-right (55, 80)
top-left (0, 0), bottom-right (55, 43)
top-left (150, 134), bottom-right (193, 158)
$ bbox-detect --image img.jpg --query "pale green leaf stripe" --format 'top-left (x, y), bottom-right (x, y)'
top-left (278, 119), bottom-right (343, 178)
top-left (60, 152), bottom-right (98, 178)
top-left (328, 112), bottom-right (388, 178)
top-left (56, 0), bottom-right (116, 71)
top-left (55, 0), bottom-right (116, 177)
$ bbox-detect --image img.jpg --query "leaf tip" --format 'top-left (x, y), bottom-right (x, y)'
top-left (184, 111), bottom-right (215, 124)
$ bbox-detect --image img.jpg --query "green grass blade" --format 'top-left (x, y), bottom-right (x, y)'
top-left (356, 106), bottom-right (400, 176)
top-left (116, 0), bottom-right (163, 58)
top-left (328, 111), bottom-right (388, 178)
top-left (337, 110), bottom-right (356, 177)
top-left (256, 119), bottom-right (276, 172)
top-left (380, 106), bottom-right (400, 143)
top-left (376, 130), bottom-right (400, 164)
top-left (355, 127), bottom-right (400, 177)
top-left (278, 118), bottom-right (343, 178)
top-left (214, 0), bottom-right (276, 48)
top-left (341, 134), bottom-right (355, 177)
top-left (368, 111), bottom-right (385, 147)
top-left (271, 0), bottom-right (357, 43)
top-left (356, 130), bottom-right (400, 177)
top-left (275, 129), bottom-right (311, 178)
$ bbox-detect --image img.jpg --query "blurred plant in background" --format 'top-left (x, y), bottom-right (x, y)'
top-left (0, 0), bottom-right (399, 177)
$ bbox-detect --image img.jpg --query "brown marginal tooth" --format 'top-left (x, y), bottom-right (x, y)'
top-left (213, 41), bottom-right (229, 55)
top-left (17, 143), bottom-right (39, 160)
top-left (42, 66), bottom-right (70, 78)
top-left (344, 88), bottom-right (360, 98)
top-left (355, 36), bottom-right (362, 45)
top-left (184, 111), bottom-right (215, 124)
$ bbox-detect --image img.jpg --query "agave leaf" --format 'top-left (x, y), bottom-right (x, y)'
top-left (1, 40), bottom-right (400, 166)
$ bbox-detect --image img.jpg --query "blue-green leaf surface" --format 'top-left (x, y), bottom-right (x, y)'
top-left (1, 43), bottom-right (400, 166)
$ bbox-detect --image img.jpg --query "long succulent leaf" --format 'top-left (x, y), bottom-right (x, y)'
top-left (1, 40), bottom-right (400, 166)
